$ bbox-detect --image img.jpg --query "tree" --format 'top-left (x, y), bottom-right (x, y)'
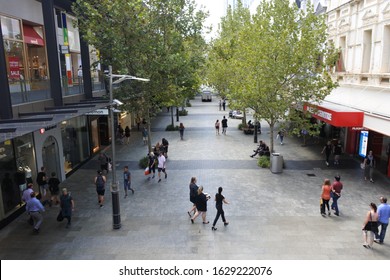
top-left (73, 0), bottom-right (207, 151)
top-left (207, 0), bottom-right (338, 152)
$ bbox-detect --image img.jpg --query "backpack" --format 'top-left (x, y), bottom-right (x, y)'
top-left (96, 175), bottom-right (105, 190)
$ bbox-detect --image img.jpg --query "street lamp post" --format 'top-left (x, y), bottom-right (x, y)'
top-left (109, 65), bottom-right (121, 229)
top-left (107, 66), bottom-right (150, 230)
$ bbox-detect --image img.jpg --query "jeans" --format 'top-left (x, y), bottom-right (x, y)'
top-left (321, 199), bottom-right (330, 214)
top-left (375, 222), bottom-right (388, 243)
top-left (331, 192), bottom-right (340, 215)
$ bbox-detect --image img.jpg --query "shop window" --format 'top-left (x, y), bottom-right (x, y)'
top-left (1, 15), bottom-right (22, 40)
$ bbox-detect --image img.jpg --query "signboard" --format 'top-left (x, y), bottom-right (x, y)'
top-left (8, 57), bottom-right (20, 79)
top-left (85, 109), bottom-right (109, 116)
top-left (359, 131), bottom-right (369, 158)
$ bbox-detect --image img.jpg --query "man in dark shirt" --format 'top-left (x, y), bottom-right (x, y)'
top-left (331, 175), bottom-right (343, 216)
top-left (221, 116), bottom-right (228, 135)
top-left (36, 166), bottom-right (49, 205)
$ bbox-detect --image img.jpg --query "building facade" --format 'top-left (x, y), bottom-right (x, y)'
top-left (0, 0), bottom-right (115, 228)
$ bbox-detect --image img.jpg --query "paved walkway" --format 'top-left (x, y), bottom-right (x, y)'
top-left (1, 96), bottom-right (390, 260)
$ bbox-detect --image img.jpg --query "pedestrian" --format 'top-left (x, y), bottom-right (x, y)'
top-left (123, 166), bottom-right (134, 197)
top-left (98, 152), bottom-right (109, 174)
top-left (320, 179), bottom-right (332, 216)
top-left (26, 192), bottom-right (45, 234)
top-left (215, 119), bottom-right (220, 135)
top-left (187, 177), bottom-right (199, 217)
top-left (94, 170), bottom-right (106, 208)
top-left (211, 187), bottom-right (229, 231)
top-left (179, 123), bottom-right (185, 140)
top-left (362, 202), bottom-right (379, 248)
top-left (124, 126), bottom-right (131, 145)
top-left (363, 150), bottom-right (376, 182)
top-left (117, 124), bottom-right (124, 144)
top-left (59, 188), bottom-right (74, 228)
top-left (331, 175), bottom-right (343, 216)
top-left (321, 140), bottom-right (332, 166)
top-left (48, 172), bottom-right (60, 206)
top-left (333, 140), bottom-right (342, 165)
top-left (191, 186), bottom-right (210, 224)
top-left (142, 127), bottom-right (148, 145)
top-left (136, 117), bottom-right (141, 131)
top-left (157, 152), bottom-right (167, 183)
top-left (222, 99), bottom-right (226, 111)
top-left (375, 196), bottom-right (390, 244)
top-left (147, 152), bottom-right (156, 180)
top-left (221, 116), bottom-right (228, 135)
top-left (277, 130), bottom-right (285, 145)
top-left (219, 100), bottom-right (222, 111)
top-left (162, 138), bottom-right (169, 157)
top-left (36, 166), bottom-right (49, 206)
top-left (22, 183), bottom-right (34, 225)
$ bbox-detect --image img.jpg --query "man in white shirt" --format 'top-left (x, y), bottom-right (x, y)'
top-left (157, 152), bottom-right (167, 183)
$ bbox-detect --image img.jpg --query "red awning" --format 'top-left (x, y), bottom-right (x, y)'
top-left (23, 25), bottom-right (44, 46)
top-left (304, 101), bottom-right (364, 127)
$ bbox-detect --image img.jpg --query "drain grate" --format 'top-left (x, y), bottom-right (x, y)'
top-left (307, 173), bottom-right (316, 177)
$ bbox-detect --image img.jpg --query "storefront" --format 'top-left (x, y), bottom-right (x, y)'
top-left (61, 116), bottom-right (90, 175)
top-left (0, 133), bottom-right (37, 224)
top-left (1, 13), bottom-right (49, 104)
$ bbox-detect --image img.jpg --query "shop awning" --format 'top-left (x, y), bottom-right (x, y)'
top-left (23, 25), bottom-right (44, 46)
top-left (304, 101), bottom-right (364, 127)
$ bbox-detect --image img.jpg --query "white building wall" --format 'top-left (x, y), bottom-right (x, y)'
top-left (0, 0), bottom-right (43, 24)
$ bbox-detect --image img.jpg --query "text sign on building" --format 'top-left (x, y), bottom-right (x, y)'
top-left (85, 109), bottom-right (109, 116)
top-left (359, 131), bottom-right (369, 158)
top-left (8, 57), bottom-right (20, 79)
top-left (306, 105), bottom-right (332, 121)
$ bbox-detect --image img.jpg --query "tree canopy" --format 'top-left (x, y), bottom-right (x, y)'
top-left (207, 0), bottom-right (338, 152)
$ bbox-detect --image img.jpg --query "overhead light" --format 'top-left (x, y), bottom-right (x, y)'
top-left (113, 99), bottom-right (123, 105)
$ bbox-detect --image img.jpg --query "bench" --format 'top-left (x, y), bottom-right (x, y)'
top-left (243, 128), bottom-right (255, 134)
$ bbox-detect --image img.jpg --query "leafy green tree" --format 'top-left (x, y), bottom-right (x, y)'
top-left (73, 0), bottom-right (207, 151)
top-left (207, 0), bottom-right (338, 152)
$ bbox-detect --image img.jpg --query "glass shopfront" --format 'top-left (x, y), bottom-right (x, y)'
top-left (0, 134), bottom-right (37, 221)
top-left (61, 116), bottom-right (90, 174)
top-left (1, 14), bottom-right (49, 105)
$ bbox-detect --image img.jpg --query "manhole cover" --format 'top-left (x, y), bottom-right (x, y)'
top-left (307, 173), bottom-right (316, 177)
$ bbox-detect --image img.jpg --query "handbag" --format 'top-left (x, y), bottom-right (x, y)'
top-left (360, 163), bottom-right (365, 169)
top-left (144, 167), bottom-right (150, 176)
top-left (108, 162), bottom-right (112, 171)
top-left (57, 210), bottom-right (64, 222)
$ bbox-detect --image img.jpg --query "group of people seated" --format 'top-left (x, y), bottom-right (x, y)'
top-left (250, 140), bottom-right (270, 158)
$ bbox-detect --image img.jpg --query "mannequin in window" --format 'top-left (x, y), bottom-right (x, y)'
top-left (24, 166), bottom-right (32, 184)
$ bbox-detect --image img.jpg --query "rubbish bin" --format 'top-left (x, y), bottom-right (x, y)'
top-left (271, 153), bottom-right (283, 173)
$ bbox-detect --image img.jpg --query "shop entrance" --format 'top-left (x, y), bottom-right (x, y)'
top-left (42, 136), bottom-right (60, 180)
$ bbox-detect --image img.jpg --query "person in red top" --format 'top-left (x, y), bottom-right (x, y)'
top-left (331, 175), bottom-right (343, 216)
top-left (321, 179), bottom-right (332, 216)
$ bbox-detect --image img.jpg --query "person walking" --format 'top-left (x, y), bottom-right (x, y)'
top-left (157, 152), bottom-right (167, 183)
top-left (98, 152), bottom-right (109, 174)
top-left (22, 183), bottom-right (34, 225)
top-left (375, 196), bottom-right (390, 244)
top-left (48, 172), bottom-right (60, 206)
top-left (191, 186), bottom-right (210, 224)
top-left (26, 192), bottom-right (45, 234)
top-left (321, 179), bottom-right (332, 216)
top-left (321, 141), bottom-right (332, 166)
top-left (59, 188), bottom-right (74, 228)
top-left (179, 123), bottom-right (185, 140)
top-left (222, 99), bottom-right (226, 111)
top-left (36, 166), bottom-right (49, 206)
top-left (142, 127), bottom-right (148, 145)
top-left (362, 203), bottom-right (379, 248)
top-left (363, 150), bottom-right (376, 182)
top-left (187, 177), bottom-right (199, 217)
top-left (333, 140), bottom-right (342, 165)
top-left (123, 166), bottom-right (134, 197)
top-left (331, 175), bottom-right (343, 216)
top-left (221, 116), bottom-right (228, 135)
top-left (124, 126), bottom-right (131, 145)
top-left (94, 170), bottom-right (106, 208)
top-left (219, 100), bottom-right (222, 111)
top-left (211, 187), bottom-right (229, 231)
top-left (147, 152), bottom-right (156, 180)
top-left (277, 130), bottom-right (285, 145)
top-left (162, 138), bottom-right (169, 157)
top-left (215, 120), bottom-right (220, 135)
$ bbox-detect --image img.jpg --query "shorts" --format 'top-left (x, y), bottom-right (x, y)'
top-left (96, 188), bottom-right (105, 196)
top-left (124, 181), bottom-right (131, 190)
top-left (158, 168), bottom-right (166, 173)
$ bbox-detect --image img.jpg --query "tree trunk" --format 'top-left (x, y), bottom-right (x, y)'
top-left (176, 107), bottom-right (179, 122)
top-left (170, 106), bottom-right (174, 126)
top-left (147, 108), bottom-right (152, 153)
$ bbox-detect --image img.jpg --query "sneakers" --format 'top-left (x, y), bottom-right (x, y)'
top-left (370, 179), bottom-right (374, 183)
top-left (132, 189), bottom-right (135, 194)
top-left (100, 204), bottom-right (104, 208)
top-left (224, 222), bottom-right (229, 226)
top-left (211, 227), bottom-right (217, 231)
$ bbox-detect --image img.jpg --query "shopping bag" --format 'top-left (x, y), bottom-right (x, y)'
top-left (108, 162), bottom-right (112, 171)
top-left (144, 167), bottom-right (150, 176)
